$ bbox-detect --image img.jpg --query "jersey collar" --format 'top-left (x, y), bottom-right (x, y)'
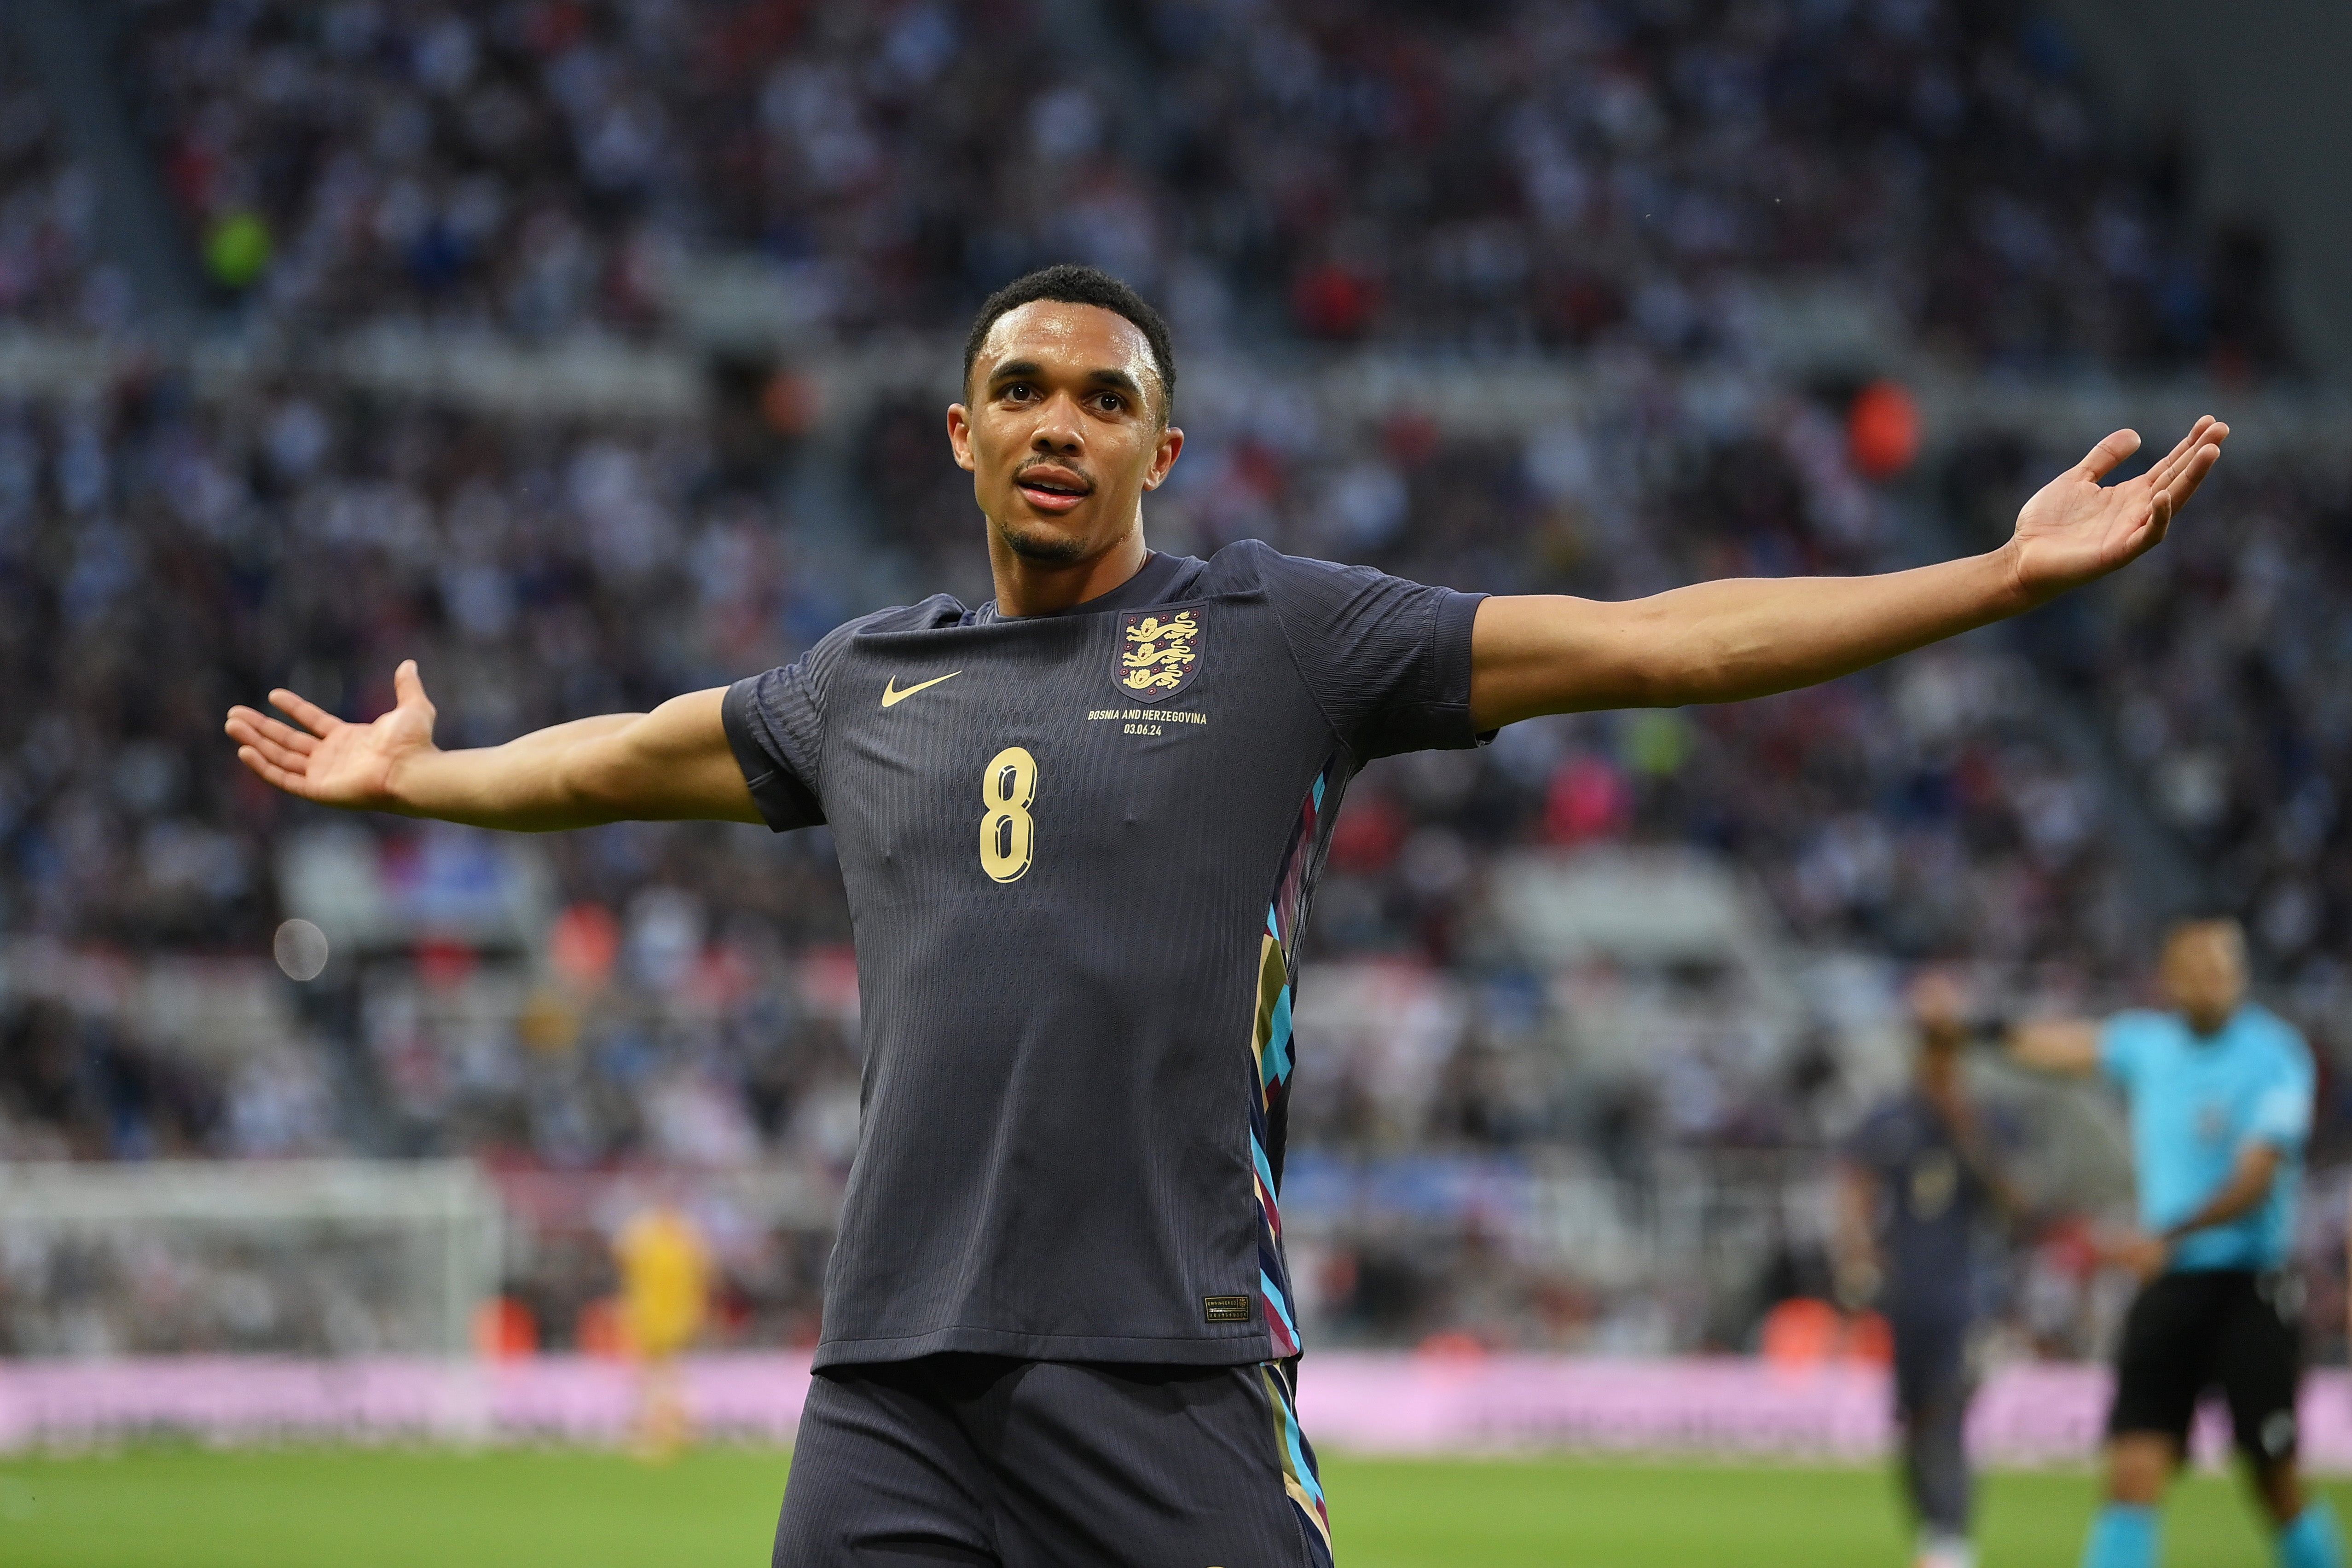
top-left (971, 551), bottom-right (1194, 625)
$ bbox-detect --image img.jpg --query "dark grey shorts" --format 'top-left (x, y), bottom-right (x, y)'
top-left (774, 1355), bottom-right (1334, 1568)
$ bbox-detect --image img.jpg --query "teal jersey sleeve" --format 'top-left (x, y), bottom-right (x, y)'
top-left (2244, 1026), bottom-right (2314, 1153)
top-left (2099, 1010), bottom-right (2164, 1090)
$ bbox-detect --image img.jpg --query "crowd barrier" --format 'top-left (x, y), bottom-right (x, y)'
top-left (4, 1354), bottom-right (2349, 1470)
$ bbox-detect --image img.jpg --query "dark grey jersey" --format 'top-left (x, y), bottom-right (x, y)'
top-left (723, 543), bottom-right (1485, 1369)
top-left (1845, 1093), bottom-right (1999, 1325)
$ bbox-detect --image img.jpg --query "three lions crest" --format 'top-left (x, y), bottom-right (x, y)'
top-left (1112, 609), bottom-right (1205, 700)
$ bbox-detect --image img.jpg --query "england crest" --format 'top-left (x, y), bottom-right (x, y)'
top-left (1112, 608), bottom-right (1205, 701)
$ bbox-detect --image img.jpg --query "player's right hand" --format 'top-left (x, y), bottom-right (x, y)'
top-left (225, 659), bottom-right (438, 811)
top-left (2098, 1228), bottom-right (2171, 1283)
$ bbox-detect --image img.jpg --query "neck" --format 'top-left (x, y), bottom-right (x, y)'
top-left (987, 521), bottom-right (1150, 618)
top-left (2184, 1005), bottom-right (2235, 1036)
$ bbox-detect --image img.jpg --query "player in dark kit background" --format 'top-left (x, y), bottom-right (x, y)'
top-left (1837, 970), bottom-right (2025, 1568)
top-left (226, 265), bottom-right (2230, 1566)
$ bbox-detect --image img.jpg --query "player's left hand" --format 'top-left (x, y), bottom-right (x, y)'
top-left (2006, 416), bottom-right (2228, 604)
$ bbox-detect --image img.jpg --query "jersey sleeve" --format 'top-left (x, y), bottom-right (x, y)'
top-left (722, 632), bottom-right (846, 832)
top-left (2098, 1011), bottom-right (2158, 1089)
top-left (2246, 1029), bottom-right (2315, 1153)
top-left (1248, 544), bottom-right (1489, 759)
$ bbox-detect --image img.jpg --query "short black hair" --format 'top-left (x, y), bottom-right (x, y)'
top-left (962, 264), bottom-right (1176, 422)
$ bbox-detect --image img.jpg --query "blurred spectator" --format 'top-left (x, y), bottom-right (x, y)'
top-left (122, 0), bottom-right (693, 330)
top-left (0, 996), bottom-right (223, 1159)
top-left (0, 53), bottom-right (127, 329)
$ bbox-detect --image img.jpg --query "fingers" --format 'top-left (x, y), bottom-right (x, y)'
top-left (2139, 420), bottom-right (2203, 492)
top-left (2157, 437), bottom-right (2224, 517)
top-left (225, 706), bottom-right (319, 757)
top-left (268, 687), bottom-right (342, 737)
top-left (393, 658), bottom-right (430, 710)
top-left (234, 744), bottom-right (314, 799)
top-left (2078, 428), bottom-right (2142, 482)
top-left (226, 717), bottom-right (314, 777)
top-left (2144, 415), bottom-right (2224, 492)
top-left (2128, 427), bottom-right (2226, 553)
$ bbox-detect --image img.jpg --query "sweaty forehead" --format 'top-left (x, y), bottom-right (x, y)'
top-left (976, 301), bottom-right (1163, 407)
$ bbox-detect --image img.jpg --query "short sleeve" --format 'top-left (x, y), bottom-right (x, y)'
top-left (1249, 545), bottom-right (1489, 759)
top-left (2246, 1033), bottom-right (2314, 1152)
top-left (723, 658), bottom-right (827, 832)
top-left (2099, 1012), bottom-right (2157, 1089)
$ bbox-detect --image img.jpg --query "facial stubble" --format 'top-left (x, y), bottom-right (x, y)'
top-left (993, 515), bottom-right (1094, 566)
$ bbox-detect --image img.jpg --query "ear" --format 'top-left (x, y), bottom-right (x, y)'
top-left (945, 404), bottom-right (977, 473)
top-left (1142, 424), bottom-right (1185, 491)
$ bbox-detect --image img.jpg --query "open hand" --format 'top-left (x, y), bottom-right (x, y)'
top-left (2008, 416), bottom-right (2228, 604)
top-left (225, 660), bottom-right (438, 810)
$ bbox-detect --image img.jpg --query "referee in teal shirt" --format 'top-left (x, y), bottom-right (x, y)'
top-left (2011, 918), bottom-right (2336, 1568)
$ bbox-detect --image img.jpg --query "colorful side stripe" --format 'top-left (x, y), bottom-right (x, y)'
top-left (1246, 757), bottom-right (1339, 1360)
top-left (1258, 1361), bottom-right (1334, 1564)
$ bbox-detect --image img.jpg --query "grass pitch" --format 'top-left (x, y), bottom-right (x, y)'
top-left (0, 1445), bottom-right (2332, 1566)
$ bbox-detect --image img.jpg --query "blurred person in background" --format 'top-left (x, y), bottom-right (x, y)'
top-left (1837, 969), bottom-right (2025, 1568)
top-left (225, 262), bottom-right (2227, 1568)
top-left (614, 1201), bottom-right (712, 1461)
top-left (2008, 919), bottom-right (2335, 1568)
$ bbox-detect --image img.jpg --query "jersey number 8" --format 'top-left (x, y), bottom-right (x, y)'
top-left (979, 746), bottom-right (1038, 883)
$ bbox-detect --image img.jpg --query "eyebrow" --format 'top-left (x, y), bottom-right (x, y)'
top-left (988, 359), bottom-right (1150, 405)
top-left (1087, 367), bottom-right (1147, 402)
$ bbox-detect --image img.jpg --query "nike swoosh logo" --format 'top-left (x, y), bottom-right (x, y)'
top-left (881, 670), bottom-right (962, 708)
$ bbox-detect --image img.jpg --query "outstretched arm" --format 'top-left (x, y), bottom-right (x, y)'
top-left (225, 660), bottom-right (761, 831)
top-left (2004, 1019), bottom-right (2103, 1077)
top-left (1470, 417), bottom-right (2226, 727)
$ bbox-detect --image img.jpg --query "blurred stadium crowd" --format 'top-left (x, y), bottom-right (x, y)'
top-left (0, 0), bottom-right (2342, 1359)
top-left (2, 0), bottom-right (2283, 365)
top-left (0, 44), bottom-right (115, 327)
